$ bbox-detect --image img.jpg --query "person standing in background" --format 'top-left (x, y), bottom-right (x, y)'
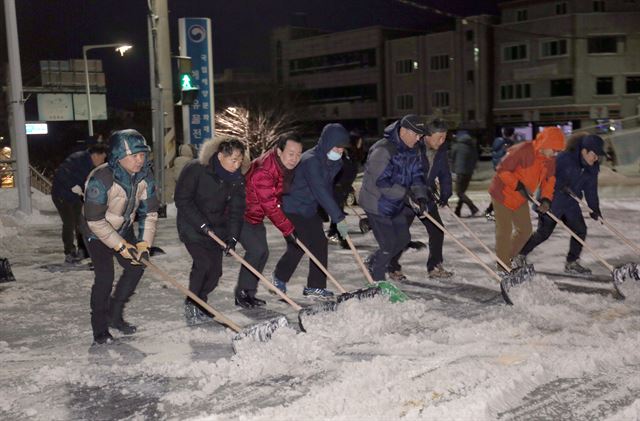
top-left (451, 130), bottom-right (479, 217)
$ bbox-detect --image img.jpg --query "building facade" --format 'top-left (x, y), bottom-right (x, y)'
top-left (271, 26), bottom-right (422, 134)
top-left (385, 15), bottom-right (495, 136)
top-left (493, 0), bottom-right (640, 134)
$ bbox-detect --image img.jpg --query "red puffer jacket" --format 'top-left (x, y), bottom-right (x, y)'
top-left (244, 148), bottom-right (294, 236)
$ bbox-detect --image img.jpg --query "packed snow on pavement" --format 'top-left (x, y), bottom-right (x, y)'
top-left (1, 187), bottom-right (639, 420)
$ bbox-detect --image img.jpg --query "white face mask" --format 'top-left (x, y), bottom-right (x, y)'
top-left (327, 150), bottom-right (342, 161)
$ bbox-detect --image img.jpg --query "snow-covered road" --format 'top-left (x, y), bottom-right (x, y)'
top-left (1, 188), bottom-right (639, 420)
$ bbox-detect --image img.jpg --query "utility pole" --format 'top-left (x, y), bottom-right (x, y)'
top-left (147, 0), bottom-right (175, 216)
top-left (4, 0), bottom-right (31, 214)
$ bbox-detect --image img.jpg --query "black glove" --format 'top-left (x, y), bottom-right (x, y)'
top-left (590, 208), bottom-right (602, 221)
top-left (561, 185), bottom-right (575, 197)
top-left (438, 198), bottom-right (448, 208)
top-left (224, 237), bottom-right (237, 256)
top-left (537, 198), bottom-right (551, 214)
top-left (200, 223), bottom-right (213, 236)
top-left (405, 190), bottom-right (427, 214)
top-left (515, 181), bottom-right (530, 200)
top-left (284, 231), bottom-right (298, 245)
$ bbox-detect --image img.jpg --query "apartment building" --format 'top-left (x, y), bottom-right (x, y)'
top-left (493, 0), bottom-right (640, 133)
top-left (385, 15), bottom-right (495, 135)
top-left (271, 26), bottom-right (423, 134)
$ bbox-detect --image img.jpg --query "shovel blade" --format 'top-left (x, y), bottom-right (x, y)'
top-left (336, 286), bottom-right (381, 303)
top-left (376, 280), bottom-right (408, 303)
top-left (612, 262), bottom-right (640, 299)
top-left (297, 301), bottom-right (339, 332)
top-left (231, 315), bottom-right (289, 350)
top-left (498, 264), bottom-right (536, 305)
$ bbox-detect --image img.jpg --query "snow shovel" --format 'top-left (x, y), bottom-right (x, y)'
top-left (443, 206), bottom-right (535, 295)
top-left (0, 258), bottom-right (16, 283)
top-left (408, 199), bottom-right (515, 304)
top-left (295, 238), bottom-right (379, 303)
top-left (347, 204), bottom-right (370, 234)
top-left (141, 259), bottom-right (287, 350)
top-left (526, 195), bottom-right (640, 299)
top-left (204, 231), bottom-right (337, 332)
top-left (344, 235), bottom-right (403, 303)
top-left (566, 189), bottom-right (640, 257)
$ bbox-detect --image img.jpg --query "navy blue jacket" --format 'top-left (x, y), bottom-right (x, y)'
top-left (359, 121), bottom-right (426, 217)
top-left (283, 124), bottom-right (348, 222)
top-left (51, 150), bottom-right (95, 203)
top-left (550, 140), bottom-right (600, 219)
top-left (491, 137), bottom-right (515, 169)
top-left (419, 141), bottom-right (453, 211)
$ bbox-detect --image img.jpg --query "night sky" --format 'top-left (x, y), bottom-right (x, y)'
top-left (13, 0), bottom-right (498, 109)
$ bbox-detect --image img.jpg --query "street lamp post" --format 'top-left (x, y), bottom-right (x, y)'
top-left (82, 43), bottom-right (132, 136)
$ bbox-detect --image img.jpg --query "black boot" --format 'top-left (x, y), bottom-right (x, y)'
top-left (184, 300), bottom-right (200, 325)
top-left (92, 331), bottom-right (115, 345)
top-left (235, 289), bottom-right (255, 308)
top-left (108, 299), bottom-right (137, 334)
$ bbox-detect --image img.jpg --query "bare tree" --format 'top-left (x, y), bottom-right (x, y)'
top-left (215, 87), bottom-right (304, 159)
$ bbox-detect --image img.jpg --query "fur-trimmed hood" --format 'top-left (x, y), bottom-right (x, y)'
top-left (197, 136), bottom-right (251, 174)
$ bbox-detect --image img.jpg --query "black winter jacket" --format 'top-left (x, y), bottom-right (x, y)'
top-left (175, 156), bottom-right (245, 245)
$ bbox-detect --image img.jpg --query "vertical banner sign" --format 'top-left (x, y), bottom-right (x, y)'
top-left (178, 18), bottom-right (215, 147)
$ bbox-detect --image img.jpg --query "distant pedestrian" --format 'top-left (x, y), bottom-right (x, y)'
top-left (451, 130), bottom-right (479, 217)
top-left (173, 144), bottom-right (195, 182)
top-left (175, 138), bottom-right (246, 324)
top-left (51, 139), bottom-right (108, 264)
top-left (327, 130), bottom-right (364, 248)
top-left (82, 129), bottom-right (159, 345)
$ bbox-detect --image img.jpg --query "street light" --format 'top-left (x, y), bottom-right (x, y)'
top-left (82, 43), bottom-right (132, 136)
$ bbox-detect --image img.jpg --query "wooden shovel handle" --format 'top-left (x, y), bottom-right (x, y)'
top-left (205, 231), bottom-right (302, 311)
top-left (295, 239), bottom-right (347, 293)
top-left (528, 195), bottom-right (614, 272)
top-left (418, 210), bottom-right (503, 283)
top-left (444, 206), bottom-right (512, 273)
top-left (345, 235), bottom-right (376, 286)
top-left (142, 259), bottom-right (243, 333)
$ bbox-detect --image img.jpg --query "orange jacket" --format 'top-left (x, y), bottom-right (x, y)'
top-left (489, 127), bottom-right (565, 210)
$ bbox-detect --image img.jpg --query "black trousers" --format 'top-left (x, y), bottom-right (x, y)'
top-left (87, 236), bottom-right (144, 337)
top-left (53, 196), bottom-right (87, 256)
top-left (388, 206), bottom-right (445, 272)
top-left (366, 211), bottom-right (411, 281)
top-left (185, 241), bottom-right (223, 306)
top-left (237, 222), bottom-right (269, 294)
top-left (454, 173), bottom-right (478, 215)
top-left (519, 212), bottom-right (587, 262)
top-left (274, 212), bottom-right (328, 289)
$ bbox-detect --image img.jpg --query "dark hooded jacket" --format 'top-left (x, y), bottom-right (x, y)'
top-left (175, 139), bottom-right (246, 245)
top-left (52, 150), bottom-right (95, 203)
top-left (451, 132), bottom-right (477, 175)
top-left (358, 121), bottom-right (426, 217)
top-left (282, 123), bottom-right (348, 222)
top-left (550, 137), bottom-right (600, 218)
top-left (419, 140), bottom-right (453, 211)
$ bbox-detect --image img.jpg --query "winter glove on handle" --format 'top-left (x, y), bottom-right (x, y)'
top-left (135, 241), bottom-right (150, 263)
top-left (284, 231), bottom-right (298, 245)
top-left (590, 208), bottom-right (602, 221)
top-left (224, 237), bottom-right (237, 256)
top-left (515, 181), bottom-right (531, 200)
top-left (114, 242), bottom-right (141, 265)
top-left (537, 198), bottom-right (552, 214)
top-left (200, 223), bottom-right (213, 236)
top-left (405, 189), bottom-right (428, 215)
top-left (336, 220), bottom-right (349, 238)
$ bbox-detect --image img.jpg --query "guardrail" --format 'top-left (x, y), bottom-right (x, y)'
top-left (0, 160), bottom-right (53, 194)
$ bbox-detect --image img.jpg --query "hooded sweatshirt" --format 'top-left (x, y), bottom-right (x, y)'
top-left (282, 123), bottom-right (349, 222)
top-left (489, 127), bottom-right (564, 211)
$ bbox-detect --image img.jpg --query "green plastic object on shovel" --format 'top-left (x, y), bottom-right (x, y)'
top-left (345, 236), bottom-right (408, 303)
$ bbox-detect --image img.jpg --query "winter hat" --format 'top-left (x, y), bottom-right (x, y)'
top-left (581, 134), bottom-right (605, 156)
top-left (400, 114), bottom-right (428, 136)
top-left (108, 129), bottom-right (150, 166)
